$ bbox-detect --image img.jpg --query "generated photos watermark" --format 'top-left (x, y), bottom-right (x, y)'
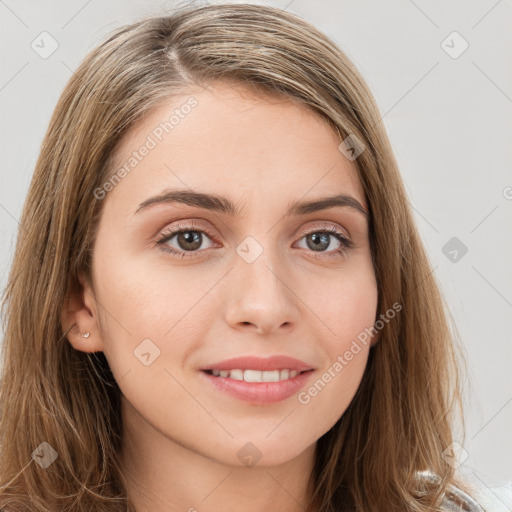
top-left (93, 96), bottom-right (198, 200)
top-left (297, 302), bottom-right (402, 405)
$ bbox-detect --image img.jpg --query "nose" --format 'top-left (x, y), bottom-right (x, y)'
top-left (224, 246), bottom-right (300, 335)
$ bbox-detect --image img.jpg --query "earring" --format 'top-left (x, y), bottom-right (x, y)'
top-left (81, 332), bottom-right (90, 339)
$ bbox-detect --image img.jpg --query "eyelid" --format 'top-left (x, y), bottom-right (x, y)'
top-left (298, 221), bottom-right (350, 240)
top-left (155, 220), bottom-right (219, 245)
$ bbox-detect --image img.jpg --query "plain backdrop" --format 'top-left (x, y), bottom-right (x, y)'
top-left (1, 0), bottom-right (511, 494)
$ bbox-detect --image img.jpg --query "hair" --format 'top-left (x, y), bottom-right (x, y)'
top-left (0, 2), bottom-right (477, 511)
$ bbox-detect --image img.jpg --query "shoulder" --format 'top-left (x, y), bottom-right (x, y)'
top-left (416, 470), bottom-right (512, 512)
top-left (449, 480), bottom-right (512, 512)
top-left (440, 482), bottom-right (485, 511)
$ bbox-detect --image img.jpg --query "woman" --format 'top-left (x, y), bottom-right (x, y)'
top-left (0, 3), bottom-right (492, 511)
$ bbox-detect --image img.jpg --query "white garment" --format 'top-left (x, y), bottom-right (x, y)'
top-left (419, 469), bottom-right (512, 511)
top-left (463, 481), bottom-right (512, 511)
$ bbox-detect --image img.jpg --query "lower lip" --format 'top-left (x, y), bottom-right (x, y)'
top-left (199, 370), bottom-right (315, 404)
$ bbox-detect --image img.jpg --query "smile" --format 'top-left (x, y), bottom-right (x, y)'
top-left (204, 368), bottom-right (303, 382)
top-left (200, 369), bottom-right (315, 404)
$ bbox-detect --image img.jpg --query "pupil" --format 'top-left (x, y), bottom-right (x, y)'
top-left (179, 231), bottom-right (201, 251)
top-left (308, 233), bottom-right (328, 251)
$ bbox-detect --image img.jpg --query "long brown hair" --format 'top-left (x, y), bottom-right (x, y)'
top-left (0, 3), bottom-right (474, 511)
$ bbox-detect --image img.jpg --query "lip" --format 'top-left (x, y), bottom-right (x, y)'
top-left (199, 368), bottom-right (315, 404)
top-left (199, 355), bottom-right (314, 372)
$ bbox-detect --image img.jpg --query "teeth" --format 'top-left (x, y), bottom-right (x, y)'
top-left (209, 369), bottom-right (300, 382)
top-left (229, 369), bottom-right (244, 380)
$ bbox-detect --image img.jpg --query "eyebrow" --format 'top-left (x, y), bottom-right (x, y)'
top-left (134, 189), bottom-right (368, 218)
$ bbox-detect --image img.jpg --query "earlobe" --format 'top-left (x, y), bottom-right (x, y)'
top-left (61, 272), bottom-right (104, 353)
top-left (370, 332), bottom-right (381, 348)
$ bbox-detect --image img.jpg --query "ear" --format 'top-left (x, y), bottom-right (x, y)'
top-left (61, 271), bottom-right (105, 353)
top-left (369, 331), bottom-right (381, 348)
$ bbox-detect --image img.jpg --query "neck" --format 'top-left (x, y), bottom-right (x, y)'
top-left (119, 397), bottom-right (317, 512)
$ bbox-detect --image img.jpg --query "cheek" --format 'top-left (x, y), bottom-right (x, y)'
top-left (295, 278), bottom-right (376, 428)
top-left (297, 256), bottom-right (378, 343)
top-left (95, 247), bottom-right (207, 333)
top-left (93, 248), bottom-right (219, 379)
top-left (293, 260), bottom-right (377, 416)
top-left (296, 349), bottom-right (370, 444)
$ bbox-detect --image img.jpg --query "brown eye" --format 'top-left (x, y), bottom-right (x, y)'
top-left (305, 232), bottom-right (331, 251)
top-left (155, 221), bottom-right (218, 258)
top-left (158, 229), bottom-right (215, 254)
top-left (173, 231), bottom-right (203, 251)
top-left (295, 226), bottom-right (353, 257)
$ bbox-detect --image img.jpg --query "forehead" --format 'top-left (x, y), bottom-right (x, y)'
top-left (104, 81), bottom-right (366, 212)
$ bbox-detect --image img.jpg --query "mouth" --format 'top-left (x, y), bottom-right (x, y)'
top-left (202, 368), bottom-right (313, 382)
top-left (199, 368), bottom-right (315, 404)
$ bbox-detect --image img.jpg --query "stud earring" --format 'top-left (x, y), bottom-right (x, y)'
top-left (81, 332), bottom-right (90, 339)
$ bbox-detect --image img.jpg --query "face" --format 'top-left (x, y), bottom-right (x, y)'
top-left (68, 81), bottom-right (378, 468)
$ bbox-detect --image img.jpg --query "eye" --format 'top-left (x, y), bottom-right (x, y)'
top-left (294, 225), bottom-right (353, 257)
top-left (155, 221), bottom-right (218, 258)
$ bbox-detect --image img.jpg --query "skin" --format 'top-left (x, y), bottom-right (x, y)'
top-left (62, 81), bottom-right (379, 512)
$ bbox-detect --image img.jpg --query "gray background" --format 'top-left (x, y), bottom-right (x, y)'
top-left (1, 0), bottom-right (511, 493)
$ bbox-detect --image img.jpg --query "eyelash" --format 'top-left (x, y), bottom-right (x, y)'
top-left (154, 221), bottom-right (354, 260)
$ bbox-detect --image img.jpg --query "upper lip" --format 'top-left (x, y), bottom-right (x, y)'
top-left (200, 355), bottom-right (314, 372)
